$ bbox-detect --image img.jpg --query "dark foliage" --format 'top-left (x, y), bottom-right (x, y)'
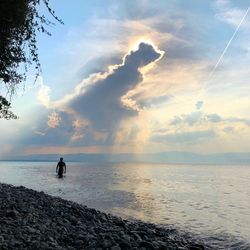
top-left (0, 96), bottom-right (17, 119)
top-left (0, 0), bottom-right (62, 119)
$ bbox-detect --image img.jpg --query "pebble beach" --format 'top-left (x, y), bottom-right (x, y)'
top-left (0, 183), bottom-right (206, 249)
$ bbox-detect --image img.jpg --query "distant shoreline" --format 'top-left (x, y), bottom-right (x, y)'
top-left (0, 182), bottom-right (205, 249)
top-left (1, 151), bottom-right (250, 165)
top-left (1, 160), bottom-right (250, 166)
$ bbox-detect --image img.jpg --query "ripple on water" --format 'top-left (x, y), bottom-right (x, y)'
top-left (202, 234), bottom-right (250, 250)
top-left (0, 162), bottom-right (250, 249)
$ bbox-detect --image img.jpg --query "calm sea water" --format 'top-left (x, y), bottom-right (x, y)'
top-left (0, 161), bottom-right (249, 249)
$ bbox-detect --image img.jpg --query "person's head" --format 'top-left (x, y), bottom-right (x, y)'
top-left (60, 157), bottom-right (63, 162)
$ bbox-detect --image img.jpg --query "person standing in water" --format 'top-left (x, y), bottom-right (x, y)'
top-left (56, 157), bottom-right (66, 178)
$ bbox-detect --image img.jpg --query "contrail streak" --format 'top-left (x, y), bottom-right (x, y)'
top-left (208, 5), bottom-right (250, 79)
top-left (168, 5), bottom-right (250, 107)
top-left (191, 5), bottom-right (250, 103)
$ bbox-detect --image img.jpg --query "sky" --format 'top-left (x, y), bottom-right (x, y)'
top-left (1, 0), bottom-right (250, 158)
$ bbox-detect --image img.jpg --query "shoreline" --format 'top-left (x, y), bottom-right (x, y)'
top-left (0, 183), bottom-right (206, 249)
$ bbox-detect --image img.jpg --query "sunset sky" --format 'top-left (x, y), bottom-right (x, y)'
top-left (1, 0), bottom-right (250, 158)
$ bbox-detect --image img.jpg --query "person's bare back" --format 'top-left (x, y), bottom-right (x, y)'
top-left (56, 157), bottom-right (66, 178)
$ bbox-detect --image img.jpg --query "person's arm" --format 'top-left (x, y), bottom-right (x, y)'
top-left (64, 163), bottom-right (66, 173)
top-left (56, 163), bottom-right (59, 173)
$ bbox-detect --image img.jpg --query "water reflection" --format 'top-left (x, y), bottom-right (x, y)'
top-left (110, 163), bottom-right (157, 220)
top-left (0, 161), bottom-right (249, 248)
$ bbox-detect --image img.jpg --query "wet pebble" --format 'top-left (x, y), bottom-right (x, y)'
top-left (0, 183), bottom-right (205, 249)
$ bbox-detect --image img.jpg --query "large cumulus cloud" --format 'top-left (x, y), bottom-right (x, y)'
top-left (60, 42), bottom-right (163, 132)
top-left (67, 42), bottom-right (163, 130)
top-left (17, 42), bottom-right (164, 150)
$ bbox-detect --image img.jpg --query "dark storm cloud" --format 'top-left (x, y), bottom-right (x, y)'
top-left (67, 42), bottom-right (163, 130)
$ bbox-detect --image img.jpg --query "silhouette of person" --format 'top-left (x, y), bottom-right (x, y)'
top-left (56, 157), bottom-right (66, 178)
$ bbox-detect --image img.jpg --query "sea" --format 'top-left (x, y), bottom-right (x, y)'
top-left (0, 161), bottom-right (249, 249)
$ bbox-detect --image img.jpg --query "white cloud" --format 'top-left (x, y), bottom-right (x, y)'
top-left (171, 111), bottom-right (203, 126)
top-left (215, 1), bottom-right (250, 28)
top-left (37, 83), bottom-right (51, 108)
top-left (169, 109), bottom-right (249, 127)
top-left (73, 119), bottom-right (90, 129)
top-left (33, 130), bottom-right (46, 136)
top-left (152, 130), bottom-right (216, 144)
top-left (47, 112), bottom-right (61, 128)
top-left (71, 133), bottom-right (85, 141)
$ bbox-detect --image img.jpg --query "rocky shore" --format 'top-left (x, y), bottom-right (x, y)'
top-left (0, 183), bottom-right (206, 249)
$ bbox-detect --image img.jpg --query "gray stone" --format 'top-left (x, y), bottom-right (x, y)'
top-left (139, 240), bottom-right (155, 249)
top-left (0, 183), bottom-right (206, 249)
top-left (111, 246), bottom-right (121, 250)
